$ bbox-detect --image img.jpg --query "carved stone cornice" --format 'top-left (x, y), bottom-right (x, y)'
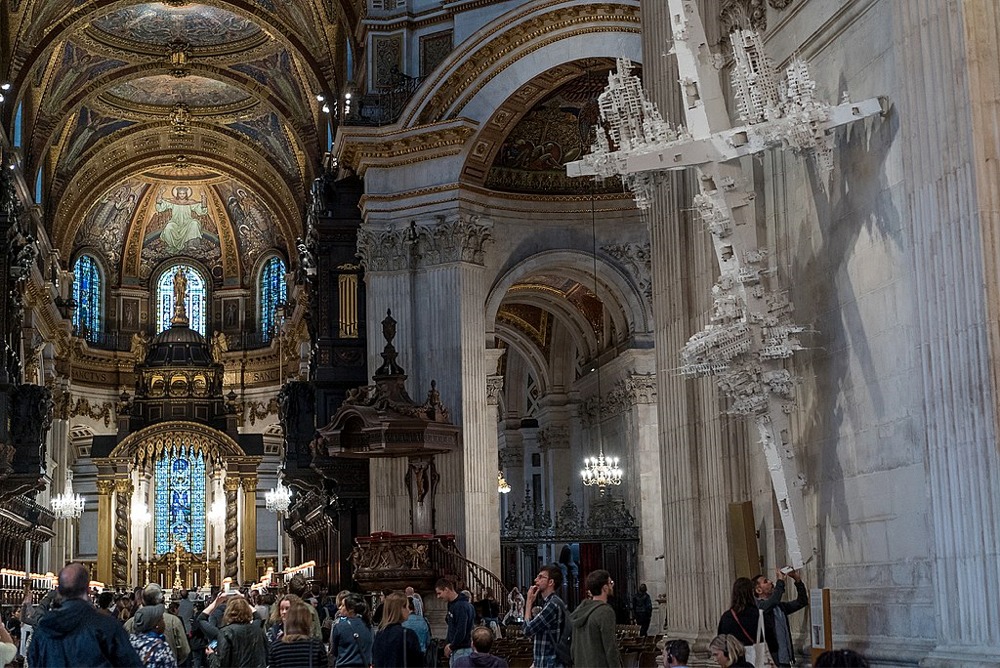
top-left (721, 0), bottom-right (768, 37)
top-left (582, 372), bottom-right (657, 423)
top-left (499, 444), bottom-right (524, 468)
top-left (337, 119), bottom-right (476, 176)
top-left (486, 375), bottom-right (504, 405)
top-left (603, 242), bottom-right (652, 302)
top-left (357, 214), bottom-right (492, 272)
top-left (537, 425), bottom-right (570, 451)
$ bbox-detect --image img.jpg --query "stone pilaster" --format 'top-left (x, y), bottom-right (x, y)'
top-left (96, 479), bottom-right (113, 585)
top-left (241, 476), bottom-right (258, 581)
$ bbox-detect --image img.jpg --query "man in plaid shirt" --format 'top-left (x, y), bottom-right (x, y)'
top-left (523, 564), bottom-right (569, 668)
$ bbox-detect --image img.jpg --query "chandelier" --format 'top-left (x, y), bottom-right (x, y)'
top-left (580, 180), bottom-right (624, 491)
top-left (51, 475), bottom-right (85, 519)
top-left (581, 453), bottom-right (623, 489)
top-left (497, 470), bottom-right (511, 494)
top-left (207, 480), bottom-right (226, 525)
top-left (265, 480), bottom-right (292, 513)
top-left (132, 498), bottom-right (152, 530)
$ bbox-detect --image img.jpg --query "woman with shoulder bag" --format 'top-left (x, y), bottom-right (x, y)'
top-left (371, 591), bottom-right (424, 668)
top-left (267, 600), bottom-right (327, 668)
top-left (329, 593), bottom-right (373, 667)
top-left (717, 578), bottom-right (758, 655)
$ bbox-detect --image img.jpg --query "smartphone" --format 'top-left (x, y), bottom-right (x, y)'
top-left (780, 566), bottom-right (794, 575)
top-left (208, 640), bottom-right (218, 650)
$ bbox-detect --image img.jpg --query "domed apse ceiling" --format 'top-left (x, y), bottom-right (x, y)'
top-left (486, 70), bottom-right (635, 195)
top-left (74, 174), bottom-right (281, 285)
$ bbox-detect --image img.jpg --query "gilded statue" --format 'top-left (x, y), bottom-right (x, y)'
top-left (171, 268), bottom-right (189, 325)
top-left (210, 331), bottom-right (228, 361)
top-left (130, 331), bottom-right (150, 362)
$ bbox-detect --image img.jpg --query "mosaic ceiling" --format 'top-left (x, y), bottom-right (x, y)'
top-left (1, 0), bottom-right (366, 282)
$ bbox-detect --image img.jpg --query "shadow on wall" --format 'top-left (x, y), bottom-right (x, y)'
top-left (792, 73), bottom-right (902, 574)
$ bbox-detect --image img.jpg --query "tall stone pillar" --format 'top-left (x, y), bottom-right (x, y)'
top-left (908, 1), bottom-right (1000, 664)
top-left (241, 476), bottom-right (258, 581)
top-left (537, 425), bottom-right (571, 515)
top-left (96, 479), bottom-right (114, 585)
top-left (223, 476), bottom-right (239, 580)
top-left (359, 213), bottom-right (498, 571)
top-left (113, 479), bottom-right (132, 588)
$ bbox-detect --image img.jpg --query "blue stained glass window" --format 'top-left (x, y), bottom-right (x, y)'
top-left (259, 256), bottom-right (287, 342)
top-left (154, 448), bottom-right (206, 555)
top-left (157, 264), bottom-right (207, 336)
top-left (72, 255), bottom-right (101, 341)
top-left (13, 103), bottom-right (23, 148)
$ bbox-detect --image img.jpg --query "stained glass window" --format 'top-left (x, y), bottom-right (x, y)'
top-left (157, 264), bottom-right (207, 336)
top-left (13, 102), bottom-right (23, 148)
top-left (259, 256), bottom-right (287, 341)
top-left (154, 448), bottom-right (206, 555)
top-left (72, 254), bottom-right (101, 341)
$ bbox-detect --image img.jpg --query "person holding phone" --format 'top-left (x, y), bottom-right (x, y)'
top-left (754, 568), bottom-right (809, 668)
top-left (206, 596), bottom-right (267, 668)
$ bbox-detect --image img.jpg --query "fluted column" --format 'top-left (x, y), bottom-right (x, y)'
top-left (359, 213), bottom-right (497, 570)
top-left (224, 476), bottom-right (239, 580)
top-left (903, 1), bottom-right (1000, 664)
top-left (96, 479), bottom-right (114, 584)
top-left (113, 479), bottom-right (132, 588)
top-left (241, 476), bottom-right (258, 581)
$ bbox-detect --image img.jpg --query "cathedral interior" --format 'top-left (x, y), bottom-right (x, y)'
top-left (2, 0), bottom-right (1000, 665)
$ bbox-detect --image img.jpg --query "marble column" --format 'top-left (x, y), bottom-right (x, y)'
top-left (906, 1), bottom-right (1000, 664)
top-left (359, 213), bottom-right (498, 571)
top-left (639, 0), bottom-right (725, 645)
top-left (96, 479), bottom-right (114, 585)
top-left (241, 476), bottom-right (258, 581)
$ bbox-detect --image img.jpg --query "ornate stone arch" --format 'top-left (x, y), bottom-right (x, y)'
top-left (110, 420), bottom-right (243, 472)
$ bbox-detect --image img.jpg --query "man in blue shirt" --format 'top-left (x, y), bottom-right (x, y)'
top-left (523, 564), bottom-right (569, 668)
top-left (436, 577), bottom-right (475, 666)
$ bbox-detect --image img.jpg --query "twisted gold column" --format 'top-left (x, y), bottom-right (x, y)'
top-left (224, 477), bottom-right (239, 580)
top-left (113, 479), bottom-right (133, 588)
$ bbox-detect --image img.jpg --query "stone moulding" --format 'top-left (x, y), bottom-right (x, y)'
top-left (357, 214), bottom-right (493, 271)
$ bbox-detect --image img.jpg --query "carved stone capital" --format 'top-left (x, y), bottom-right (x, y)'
top-left (241, 477), bottom-right (258, 493)
top-left (537, 425), bottom-right (570, 451)
top-left (358, 214), bottom-right (493, 271)
top-left (114, 479), bottom-right (134, 495)
top-left (96, 479), bottom-right (115, 495)
top-left (486, 375), bottom-right (504, 405)
top-left (582, 372), bottom-right (657, 423)
top-left (223, 477), bottom-right (241, 492)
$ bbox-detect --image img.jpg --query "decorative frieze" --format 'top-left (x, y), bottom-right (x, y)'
top-left (486, 375), bottom-right (504, 405)
top-left (499, 444), bottom-right (524, 468)
top-left (357, 214), bottom-right (493, 271)
top-left (603, 242), bottom-right (652, 301)
top-left (537, 425), bottom-right (570, 451)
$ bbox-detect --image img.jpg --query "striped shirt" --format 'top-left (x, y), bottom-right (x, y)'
top-left (268, 637), bottom-right (327, 668)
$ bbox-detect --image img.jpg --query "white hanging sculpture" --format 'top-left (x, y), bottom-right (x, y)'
top-left (567, 0), bottom-right (886, 568)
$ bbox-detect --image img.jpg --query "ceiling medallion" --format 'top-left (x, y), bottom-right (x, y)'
top-left (171, 104), bottom-right (192, 135)
top-left (169, 41), bottom-right (192, 78)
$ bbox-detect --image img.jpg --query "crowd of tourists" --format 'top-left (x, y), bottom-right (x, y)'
top-left (0, 560), bottom-right (870, 668)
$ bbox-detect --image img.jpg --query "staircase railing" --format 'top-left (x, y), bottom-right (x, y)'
top-left (429, 539), bottom-right (507, 603)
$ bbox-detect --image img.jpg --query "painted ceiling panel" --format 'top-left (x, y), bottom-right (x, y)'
top-left (46, 41), bottom-right (128, 112)
top-left (59, 106), bottom-right (137, 174)
top-left (105, 75), bottom-right (253, 108)
top-left (90, 4), bottom-right (262, 48)
top-left (226, 113), bottom-right (300, 178)
top-left (231, 50), bottom-right (312, 120)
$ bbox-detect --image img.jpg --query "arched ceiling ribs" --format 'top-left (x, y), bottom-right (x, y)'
top-left (495, 323), bottom-right (552, 398)
top-left (503, 292), bottom-right (600, 363)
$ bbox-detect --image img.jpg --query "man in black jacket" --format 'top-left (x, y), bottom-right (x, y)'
top-left (754, 569), bottom-right (809, 667)
top-left (27, 562), bottom-right (143, 667)
top-left (436, 577), bottom-right (475, 665)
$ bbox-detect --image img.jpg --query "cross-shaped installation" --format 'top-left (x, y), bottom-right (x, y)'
top-left (567, 0), bottom-right (886, 568)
